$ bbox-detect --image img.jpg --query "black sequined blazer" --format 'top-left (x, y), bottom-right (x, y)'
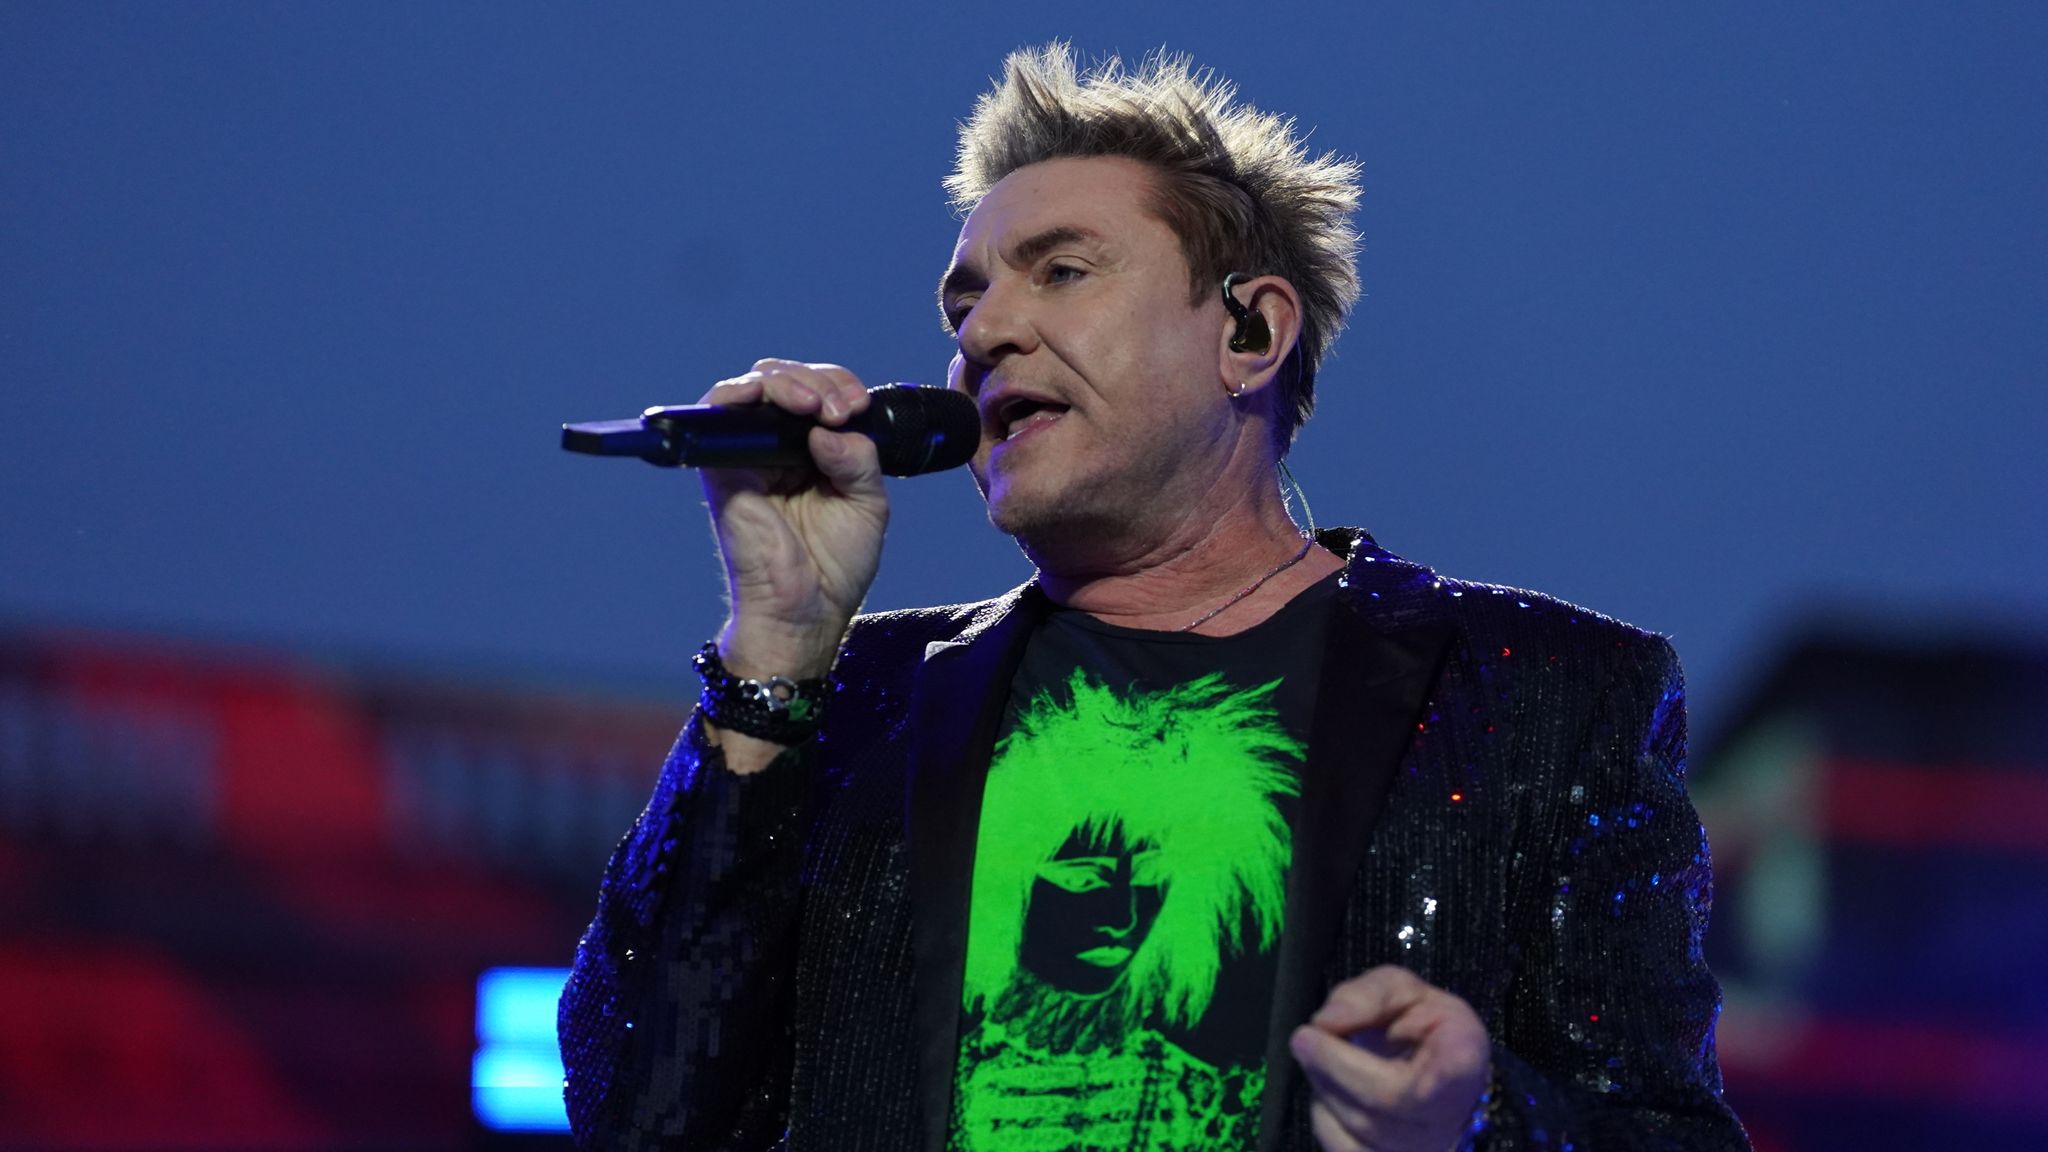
top-left (558, 529), bottom-right (1749, 1151)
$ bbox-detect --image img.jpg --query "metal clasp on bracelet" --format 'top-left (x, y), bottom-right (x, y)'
top-left (740, 675), bottom-right (803, 714)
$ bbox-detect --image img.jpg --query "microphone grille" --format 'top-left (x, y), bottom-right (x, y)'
top-left (866, 385), bottom-right (981, 477)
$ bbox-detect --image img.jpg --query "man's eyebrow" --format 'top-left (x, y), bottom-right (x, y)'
top-left (938, 226), bottom-right (1108, 310)
top-left (1010, 225), bottom-right (1105, 268)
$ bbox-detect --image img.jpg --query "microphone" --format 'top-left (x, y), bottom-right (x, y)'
top-left (562, 383), bottom-right (981, 478)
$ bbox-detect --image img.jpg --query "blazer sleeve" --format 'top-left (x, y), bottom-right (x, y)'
top-left (1478, 635), bottom-right (1751, 1151)
top-left (557, 711), bottom-right (811, 1151)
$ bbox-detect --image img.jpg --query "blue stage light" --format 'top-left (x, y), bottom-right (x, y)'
top-left (473, 967), bottom-right (571, 1132)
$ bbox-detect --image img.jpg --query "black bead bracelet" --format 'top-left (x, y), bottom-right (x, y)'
top-left (692, 642), bottom-right (828, 744)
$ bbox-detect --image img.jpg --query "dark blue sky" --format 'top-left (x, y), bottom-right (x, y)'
top-left (5, 3), bottom-right (2044, 735)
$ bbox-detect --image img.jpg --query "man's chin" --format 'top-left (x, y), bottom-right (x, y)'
top-left (989, 501), bottom-right (1146, 573)
top-left (981, 482), bottom-right (1052, 540)
top-left (985, 499), bottom-right (1087, 554)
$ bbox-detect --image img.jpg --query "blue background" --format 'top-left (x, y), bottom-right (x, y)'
top-left (5, 2), bottom-right (2045, 735)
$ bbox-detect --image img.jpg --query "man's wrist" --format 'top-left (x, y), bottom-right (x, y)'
top-left (716, 619), bottom-right (844, 682)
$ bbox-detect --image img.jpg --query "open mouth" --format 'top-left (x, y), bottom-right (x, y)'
top-left (993, 396), bottom-right (1070, 443)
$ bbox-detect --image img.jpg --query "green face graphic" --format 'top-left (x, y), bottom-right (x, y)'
top-left (964, 670), bottom-right (1301, 1031)
top-left (954, 670), bottom-right (1303, 1151)
top-left (1022, 827), bottom-right (1165, 995)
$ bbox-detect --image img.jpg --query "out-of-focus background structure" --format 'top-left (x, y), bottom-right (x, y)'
top-left (3, 4), bottom-right (2044, 1148)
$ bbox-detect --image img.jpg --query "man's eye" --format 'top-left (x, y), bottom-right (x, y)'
top-left (946, 303), bottom-right (975, 331)
top-left (1046, 264), bottom-right (1085, 284)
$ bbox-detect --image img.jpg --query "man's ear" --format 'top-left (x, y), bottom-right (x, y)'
top-left (1218, 275), bottom-right (1303, 398)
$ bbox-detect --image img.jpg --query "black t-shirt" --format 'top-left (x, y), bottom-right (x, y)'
top-left (949, 572), bottom-right (1339, 1152)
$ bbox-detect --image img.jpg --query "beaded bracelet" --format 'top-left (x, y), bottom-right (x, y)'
top-left (692, 642), bottom-right (828, 744)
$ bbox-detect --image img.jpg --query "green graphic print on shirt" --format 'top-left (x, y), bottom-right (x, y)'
top-left (952, 669), bottom-right (1303, 1152)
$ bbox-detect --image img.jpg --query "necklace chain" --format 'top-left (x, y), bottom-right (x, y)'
top-left (1178, 537), bottom-right (1315, 633)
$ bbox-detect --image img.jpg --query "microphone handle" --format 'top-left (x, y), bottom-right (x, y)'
top-left (561, 382), bottom-right (980, 476)
top-left (645, 404), bottom-right (816, 469)
top-left (559, 406), bottom-right (836, 469)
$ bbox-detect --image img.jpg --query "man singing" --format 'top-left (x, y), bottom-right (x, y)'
top-left (558, 44), bottom-right (1749, 1152)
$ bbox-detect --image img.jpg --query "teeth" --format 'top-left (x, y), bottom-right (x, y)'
top-left (1004, 408), bottom-right (1062, 441)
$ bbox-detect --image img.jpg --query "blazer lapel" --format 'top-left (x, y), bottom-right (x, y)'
top-left (907, 585), bottom-right (1047, 1152)
top-left (1256, 588), bottom-right (1454, 1152)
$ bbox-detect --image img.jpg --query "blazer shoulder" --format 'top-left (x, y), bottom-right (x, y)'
top-left (844, 591), bottom-right (1012, 644)
top-left (836, 584), bottom-right (1028, 676)
top-left (1343, 534), bottom-right (1677, 685)
top-left (1438, 574), bottom-right (1681, 699)
top-left (1435, 574), bottom-right (1672, 653)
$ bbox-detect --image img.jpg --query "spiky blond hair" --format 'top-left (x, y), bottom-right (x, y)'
top-left (946, 43), bottom-right (1363, 449)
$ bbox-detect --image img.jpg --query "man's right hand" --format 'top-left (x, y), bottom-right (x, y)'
top-left (695, 360), bottom-right (889, 770)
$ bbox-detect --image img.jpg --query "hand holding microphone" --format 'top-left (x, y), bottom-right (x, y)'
top-left (563, 360), bottom-right (976, 772)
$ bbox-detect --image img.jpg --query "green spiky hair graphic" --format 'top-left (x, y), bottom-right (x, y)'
top-left (964, 669), bottom-right (1302, 1033)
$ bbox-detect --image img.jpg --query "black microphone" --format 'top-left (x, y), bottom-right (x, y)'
top-left (562, 383), bottom-right (980, 478)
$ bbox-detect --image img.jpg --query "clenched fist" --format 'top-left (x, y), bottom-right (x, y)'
top-left (1290, 965), bottom-right (1491, 1152)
